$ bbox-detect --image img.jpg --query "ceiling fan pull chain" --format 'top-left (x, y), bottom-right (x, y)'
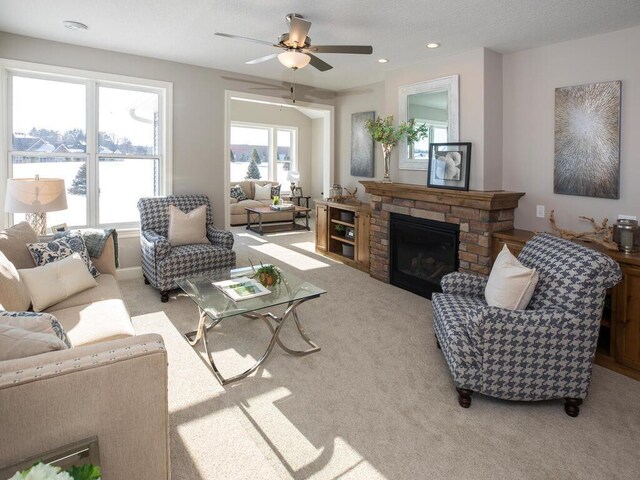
top-left (290, 69), bottom-right (297, 104)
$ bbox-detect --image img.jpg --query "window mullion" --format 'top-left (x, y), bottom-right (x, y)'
top-left (86, 80), bottom-right (98, 227)
top-left (270, 127), bottom-right (276, 181)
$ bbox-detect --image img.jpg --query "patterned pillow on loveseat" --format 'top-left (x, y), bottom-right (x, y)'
top-left (230, 185), bottom-right (248, 201)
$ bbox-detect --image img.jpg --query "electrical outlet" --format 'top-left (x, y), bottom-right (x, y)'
top-left (536, 205), bottom-right (545, 218)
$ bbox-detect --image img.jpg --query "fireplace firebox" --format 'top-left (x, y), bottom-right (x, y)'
top-left (390, 213), bottom-right (459, 299)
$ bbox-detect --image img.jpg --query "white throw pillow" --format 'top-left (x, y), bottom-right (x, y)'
top-left (254, 183), bottom-right (272, 201)
top-left (18, 253), bottom-right (98, 312)
top-left (485, 244), bottom-right (539, 310)
top-left (168, 204), bottom-right (210, 247)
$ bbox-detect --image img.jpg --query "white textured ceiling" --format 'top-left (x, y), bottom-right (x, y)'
top-left (1, 0), bottom-right (639, 91)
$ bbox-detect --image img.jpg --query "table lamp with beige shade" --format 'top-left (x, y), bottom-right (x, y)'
top-left (5, 176), bottom-right (68, 235)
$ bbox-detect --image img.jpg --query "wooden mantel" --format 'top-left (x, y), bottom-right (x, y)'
top-left (359, 181), bottom-right (525, 211)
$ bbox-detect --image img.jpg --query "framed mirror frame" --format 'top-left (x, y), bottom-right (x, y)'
top-left (398, 75), bottom-right (460, 171)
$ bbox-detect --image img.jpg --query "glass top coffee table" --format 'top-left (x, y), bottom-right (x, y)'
top-left (177, 266), bottom-right (325, 385)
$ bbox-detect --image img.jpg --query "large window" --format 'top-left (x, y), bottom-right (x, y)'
top-left (6, 67), bottom-right (170, 229)
top-left (230, 123), bottom-right (296, 192)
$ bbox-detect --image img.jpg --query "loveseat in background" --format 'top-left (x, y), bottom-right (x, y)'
top-left (230, 180), bottom-right (293, 225)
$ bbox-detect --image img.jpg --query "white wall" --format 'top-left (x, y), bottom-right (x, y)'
top-left (311, 118), bottom-right (325, 199)
top-left (230, 100), bottom-right (312, 195)
top-left (0, 32), bottom-right (335, 268)
top-left (503, 25), bottom-right (640, 231)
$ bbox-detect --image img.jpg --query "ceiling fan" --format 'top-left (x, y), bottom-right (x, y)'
top-left (215, 13), bottom-right (373, 71)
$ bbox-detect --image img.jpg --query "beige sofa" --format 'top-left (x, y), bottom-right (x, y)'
top-left (0, 223), bottom-right (169, 480)
top-left (230, 180), bottom-right (293, 226)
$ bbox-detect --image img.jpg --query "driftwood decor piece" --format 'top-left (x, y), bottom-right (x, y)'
top-left (331, 187), bottom-right (359, 204)
top-left (549, 209), bottom-right (618, 251)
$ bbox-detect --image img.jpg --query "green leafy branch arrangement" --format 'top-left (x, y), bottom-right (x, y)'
top-left (364, 115), bottom-right (428, 147)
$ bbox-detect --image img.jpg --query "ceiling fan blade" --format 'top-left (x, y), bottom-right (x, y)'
top-left (289, 16), bottom-right (312, 46)
top-left (305, 45), bottom-right (373, 54)
top-left (245, 53), bottom-right (279, 65)
top-left (215, 32), bottom-right (276, 47)
top-left (307, 53), bottom-right (333, 72)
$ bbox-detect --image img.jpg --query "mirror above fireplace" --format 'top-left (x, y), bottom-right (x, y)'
top-left (398, 75), bottom-right (459, 171)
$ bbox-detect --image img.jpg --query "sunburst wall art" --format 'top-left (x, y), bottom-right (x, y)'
top-left (554, 80), bottom-right (621, 199)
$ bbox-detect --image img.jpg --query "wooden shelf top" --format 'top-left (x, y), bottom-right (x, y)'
top-left (494, 229), bottom-right (640, 267)
top-left (314, 199), bottom-right (371, 212)
top-left (360, 181), bottom-right (525, 211)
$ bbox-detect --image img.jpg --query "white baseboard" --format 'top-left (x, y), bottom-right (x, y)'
top-left (116, 266), bottom-right (143, 281)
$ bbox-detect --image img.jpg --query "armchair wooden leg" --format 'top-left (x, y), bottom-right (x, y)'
top-left (160, 291), bottom-right (169, 303)
top-left (435, 335), bottom-right (441, 350)
top-left (564, 398), bottom-right (583, 417)
top-left (144, 276), bottom-right (150, 285)
top-left (456, 388), bottom-right (473, 408)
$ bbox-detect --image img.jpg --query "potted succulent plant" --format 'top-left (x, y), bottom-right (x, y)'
top-left (365, 115), bottom-right (428, 183)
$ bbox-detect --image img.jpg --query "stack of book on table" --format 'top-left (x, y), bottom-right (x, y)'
top-left (270, 203), bottom-right (295, 211)
top-left (213, 277), bottom-right (271, 301)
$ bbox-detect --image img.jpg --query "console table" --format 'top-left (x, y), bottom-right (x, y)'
top-left (494, 229), bottom-right (640, 381)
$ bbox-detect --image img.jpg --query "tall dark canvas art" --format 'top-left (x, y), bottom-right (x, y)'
top-left (554, 81), bottom-right (621, 199)
top-left (350, 111), bottom-right (375, 178)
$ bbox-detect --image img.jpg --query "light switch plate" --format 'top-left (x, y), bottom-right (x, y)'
top-left (536, 205), bottom-right (545, 218)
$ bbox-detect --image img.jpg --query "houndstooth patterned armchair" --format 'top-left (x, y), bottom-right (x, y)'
top-left (138, 195), bottom-right (236, 302)
top-left (432, 233), bottom-right (622, 417)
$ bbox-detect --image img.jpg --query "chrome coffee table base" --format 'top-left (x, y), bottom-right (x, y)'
top-left (184, 298), bottom-right (320, 385)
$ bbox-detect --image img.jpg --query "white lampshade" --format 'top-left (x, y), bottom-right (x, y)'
top-left (278, 50), bottom-right (311, 70)
top-left (287, 170), bottom-right (300, 182)
top-left (5, 177), bottom-right (68, 214)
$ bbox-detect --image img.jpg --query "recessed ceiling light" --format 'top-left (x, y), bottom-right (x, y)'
top-left (426, 43), bottom-right (440, 49)
top-left (63, 21), bottom-right (88, 31)
top-left (378, 58), bottom-right (388, 63)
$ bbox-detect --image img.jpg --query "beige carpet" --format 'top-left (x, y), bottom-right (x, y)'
top-left (121, 226), bottom-right (640, 480)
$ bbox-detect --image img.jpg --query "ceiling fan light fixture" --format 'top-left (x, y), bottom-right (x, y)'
top-left (426, 43), bottom-right (440, 49)
top-left (278, 50), bottom-right (311, 69)
top-left (377, 58), bottom-right (388, 63)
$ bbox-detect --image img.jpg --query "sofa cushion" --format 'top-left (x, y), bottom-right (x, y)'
top-left (0, 250), bottom-right (31, 311)
top-left (19, 253), bottom-right (98, 312)
top-left (0, 221), bottom-right (38, 269)
top-left (0, 323), bottom-right (68, 361)
top-left (254, 183), bottom-right (272, 200)
top-left (44, 273), bottom-right (122, 312)
top-left (28, 234), bottom-right (99, 277)
top-left (89, 234), bottom-right (117, 276)
top-left (230, 199), bottom-right (266, 215)
top-left (0, 311), bottom-right (71, 348)
top-left (168, 204), bottom-right (210, 247)
top-left (230, 185), bottom-right (248, 201)
top-left (237, 181), bottom-right (253, 199)
top-left (49, 298), bottom-right (134, 347)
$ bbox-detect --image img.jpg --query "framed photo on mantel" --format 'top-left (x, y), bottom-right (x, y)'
top-left (427, 142), bottom-right (471, 191)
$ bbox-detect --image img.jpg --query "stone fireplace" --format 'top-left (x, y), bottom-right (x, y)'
top-left (360, 181), bottom-right (525, 285)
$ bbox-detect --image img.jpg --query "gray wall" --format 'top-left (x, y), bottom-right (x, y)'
top-left (230, 100), bottom-right (313, 196)
top-left (335, 48), bottom-right (503, 197)
top-left (0, 32), bottom-right (335, 269)
top-left (334, 82), bottom-right (385, 196)
top-left (503, 25), bottom-right (640, 231)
